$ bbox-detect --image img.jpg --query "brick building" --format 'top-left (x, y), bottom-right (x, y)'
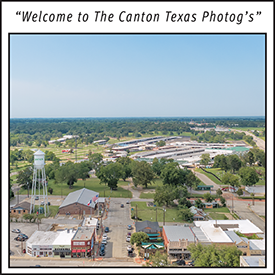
top-left (58, 188), bottom-right (99, 216)
top-left (10, 202), bottom-right (31, 217)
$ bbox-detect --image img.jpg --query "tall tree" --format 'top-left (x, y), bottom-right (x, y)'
top-left (145, 251), bottom-right (170, 267)
top-left (88, 152), bottom-right (103, 171)
top-left (188, 243), bottom-right (242, 267)
top-left (200, 153), bottom-right (211, 166)
top-left (178, 207), bottom-right (193, 221)
top-left (96, 162), bottom-right (123, 189)
top-left (116, 157), bottom-right (133, 181)
top-left (221, 173), bottom-right (240, 188)
top-left (16, 167), bottom-right (32, 189)
top-left (131, 161), bottom-right (155, 188)
top-left (227, 154), bottom-right (242, 173)
top-left (55, 161), bottom-right (78, 189)
top-left (160, 162), bottom-right (187, 186)
top-left (238, 167), bottom-right (259, 186)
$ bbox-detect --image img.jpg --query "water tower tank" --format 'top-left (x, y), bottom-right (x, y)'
top-left (33, 150), bottom-right (45, 168)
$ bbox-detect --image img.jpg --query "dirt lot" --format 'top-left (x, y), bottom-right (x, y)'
top-left (10, 222), bottom-right (49, 256)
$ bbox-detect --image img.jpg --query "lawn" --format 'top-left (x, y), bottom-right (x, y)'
top-left (139, 192), bottom-right (155, 199)
top-left (208, 213), bottom-right (228, 220)
top-left (230, 127), bottom-right (265, 131)
top-left (19, 177), bottom-right (132, 198)
top-left (204, 207), bottom-right (230, 213)
top-left (130, 201), bottom-right (187, 223)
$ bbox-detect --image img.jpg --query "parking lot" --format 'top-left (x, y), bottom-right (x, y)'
top-left (10, 222), bottom-right (49, 256)
top-left (102, 198), bottom-right (135, 259)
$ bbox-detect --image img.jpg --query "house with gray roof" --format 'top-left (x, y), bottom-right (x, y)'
top-left (135, 220), bottom-right (161, 236)
top-left (58, 188), bottom-right (99, 216)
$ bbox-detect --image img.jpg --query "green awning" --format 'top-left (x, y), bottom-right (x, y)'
top-left (147, 234), bottom-right (159, 237)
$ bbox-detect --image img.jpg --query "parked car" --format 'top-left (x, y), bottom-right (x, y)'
top-left (100, 243), bottom-right (105, 250)
top-left (126, 201), bottom-right (130, 204)
top-left (104, 227), bottom-right (109, 233)
top-left (40, 201), bottom-right (44, 206)
top-left (14, 236), bottom-right (26, 241)
top-left (127, 232), bottom-right (131, 236)
top-left (127, 245), bottom-right (133, 251)
top-left (127, 225), bottom-right (132, 230)
top-left (174, 259), bottom-right (185, 266)
top-left (11, 229), bottom-right (21, 233)
top-left (126, 236), bottom-right (131, 242)
top-left (120, 204), bottom-right (124, 208)
top-left (99, 250), bottom-right (105, 256)
top-left (102, 239), bottom-right (107, 245)
top-left (18, 233), bottom-right (28, 239)
top-left (102, 234), bottom-right (108, 241)
top-left (47, 202), bottom-right (51, 206)
top-left (22, 249), bottom-right (26, 253)
top-left (35, 196), bottom-right (39, 200)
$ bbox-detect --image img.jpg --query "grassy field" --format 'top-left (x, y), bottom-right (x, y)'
top-left (130, 201), bottom-right (189, 223)
top-left (204, 207), bottom-right (230, 213)
top-left (208, 213), bottom-right (228, 220)
top-left (196, 168), bottom-right (265, 186)
top-left (19, 177), bottom-right (132, 198)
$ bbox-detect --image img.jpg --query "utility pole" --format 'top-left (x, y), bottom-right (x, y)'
top-left (156, 207), bottom-right (157, 222)
top-left (135, 204), bottom-right (137, 222)
top-left (163, 206), bottom-right (166, 226)
top-left (75, 137), bottom-right (77, 163)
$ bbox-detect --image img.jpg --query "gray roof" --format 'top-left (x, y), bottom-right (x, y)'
top-left (242, 256), bottom-right (265, 266)
top-left (59, 188), bottom-right (99, 209)
top-left (11, 201), bottom-right (31, 210)
top-left (191, 227), bottom-right (209, 242)
top-left (135, 220), bottom-right (160, 233)
top-left (163, 226), bottom-right (195, 242)
top-left (225, 231), bottom-right (243, 244)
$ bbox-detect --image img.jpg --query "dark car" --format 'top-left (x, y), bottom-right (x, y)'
top-left (127, 225), bottom-right (132, 230)
top-left (18, 233), bottom-right (28, 239)
top-left (105, 227), bottom-right (109, 233)
top-left (120, 204), bottom-right (124, 208)
top-left (14, 236), bottom-right (26, 241)
top-left (174, 259), bottom-right (185, 266)
top-left (100, 244), bottom-right (105, 250)
top-left (47, 202), bottom-right (51, 205)
top-left (99, 250), bottom-right (105, 256)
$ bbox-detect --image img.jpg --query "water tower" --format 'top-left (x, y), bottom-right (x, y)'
top-left (30, 150), bottom-right (49, 216)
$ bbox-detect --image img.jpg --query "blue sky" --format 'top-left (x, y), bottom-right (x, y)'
top-left (10, 34), bottom-right (265, 118)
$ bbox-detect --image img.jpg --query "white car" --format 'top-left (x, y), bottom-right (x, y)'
top-left (102, 239), bottom-right (107, 245)
top-left (126, 236), bottom-right (131, 242)
top-left (102, 235), bottom-right (108, 241)
top-left (11, 229), bottom-right (21, 233)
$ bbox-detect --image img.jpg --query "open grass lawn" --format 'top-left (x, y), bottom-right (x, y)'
top-left (204, 207), bottom-right (230, 213)
top-left (144, 178), bottom-right (164, 189)
top-left (208, 213), bottom-right (228, 220)
top-left (19, 177), bottom-right (132, 198)
top-left (196, 168), bottom-right (265, 186)
top-left (139, 192), bottom-right (155, 199)
top-left (130, 201), bottom-right (188, 223)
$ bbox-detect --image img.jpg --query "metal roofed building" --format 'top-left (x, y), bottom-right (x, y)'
top-left (26, 231), bottom-right (60, 257)
top-left (240, 256), bottom-right (265, 267)
top-left (135, 220), bottom-right (161, 235)
top-left (193, 219), bottom-right (263, 236)
top-left (58, 188), bottom-right (99, 216)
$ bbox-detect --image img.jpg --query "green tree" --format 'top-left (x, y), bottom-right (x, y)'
top-left (156, 140), bottom-right (166, 147)
top-left (154, 185), bottom-right (176, 207)
top-left (16, 167), bottom-right (32, 189)
top-left (220, 196), bottom-right (226, 207)
top-left (152, 158), bottom-right (162, 176)
top-left (227, 154), bottom-right (242, 173)
top-left (200, 153), bottom-right (210, 166)
top-left (221, 173), bottom-right (240, 188)
top-left (203, 192), bottom-right (214, 203)
top-left (188, 243), bottom-right (242, 267)
top-left (96, 162), bottom-right (123, 189)
top-left (10, 179), bottom-right (14, 199)
top-left (145, 251), bottom-right (170, 267)
top-left (236, 188), bottom-right (243, 196)
top-left (238, 167), bottom-right (259, 186)
top-left (76, 162), bottom-right (90, 187)
top-left (246, 151), bottom-right (255, 166)
top-left (178, 207), bottom-right (193, 221)
top-left (116, 157), bottom-right (133, 181)
top-left (55, 161), bottom-right (78, 189)
top-left (178, 197), bottom-right (192, 208)
top-left (130, 232), bottom-right (149, 246)
top-left (160, 162), bottom-right (187, 186)
top-left (132, 161), bottom-right (155, 188)
top-left (88, 152), bottom-right (103, 171)
top-left (216, 188), bottom-right (223, 197)
top-left (195, 198), bottom-right (204, 209)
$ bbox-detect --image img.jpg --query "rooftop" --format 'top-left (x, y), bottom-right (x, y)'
top-left (163, 226), bottom-right (195, 242)
top-left (72, 227), bottom-right (94, 241)
top-left (241, 256), bottom-right (265, 266)
top-left (193, 219), bottom-right (263, 234)
top-left (52, 229), bottom-right (76, 246)
top-left (26, 231), bottom-right (59, 246)
top-left (59, 188), bottom-right (98, 209)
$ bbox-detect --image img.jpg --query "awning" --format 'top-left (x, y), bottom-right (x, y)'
top-left (76, 250), bottom-right (81, 253)
top-left (72, 250), bottom-right (76, 253)
top-left (147, 234), bottom-right (159, 237)
top-left (87, 249), bottom-right (91, 252)
top-left (81, 249), bottom-right (86, 252)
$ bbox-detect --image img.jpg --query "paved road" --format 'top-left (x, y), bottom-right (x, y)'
top-left (10, 258), bottom-right (141, 267)
top-left (194, 171), bottom-right (220, 192)
top-left (232, 129), bottom-right (265, 151)
top-left (102, 198), bottom-right (134, 259)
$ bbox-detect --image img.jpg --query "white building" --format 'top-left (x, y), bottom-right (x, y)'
top-left (26, 231), bottom-right (59, 257)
